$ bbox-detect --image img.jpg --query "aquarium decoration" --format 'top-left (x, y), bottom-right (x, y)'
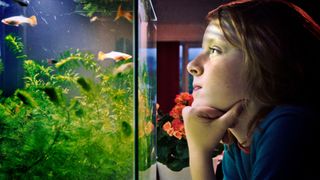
top-left (0, 35), bottom-right (135, 178)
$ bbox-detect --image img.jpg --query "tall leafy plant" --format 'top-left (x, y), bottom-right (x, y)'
top-left (0, 43), bottom-right (134, 178)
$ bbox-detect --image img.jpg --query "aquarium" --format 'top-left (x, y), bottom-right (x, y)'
top-left (0, 0), bottom-right (156, 179)
top-left (136, 0), bottom-right (157, 179)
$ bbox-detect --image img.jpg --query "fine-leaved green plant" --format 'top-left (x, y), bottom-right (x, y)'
top-left (4, 34), bottom-right (27, 60)
top-left (0, 58), bottom-right (3, 74)
top-left (74, 0), bottom-right (133, 17)
top-left (0, 48), bottom-right (134, 179)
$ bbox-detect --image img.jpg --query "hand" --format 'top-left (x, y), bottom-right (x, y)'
top-left (182, 101), bottom-right (244, 154)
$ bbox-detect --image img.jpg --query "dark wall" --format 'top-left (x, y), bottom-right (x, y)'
top-left (157, 42), bottom-right (180, 113)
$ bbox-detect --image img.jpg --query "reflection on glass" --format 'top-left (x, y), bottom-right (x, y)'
top-left (137, 0), bottom-right (157, 179)
top-left (0, 0), bottom-right (134, 179)
top-left (179, 45), bottom-right (202, 92)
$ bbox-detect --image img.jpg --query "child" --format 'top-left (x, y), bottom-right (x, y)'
top-left (182, 0), bottom-right (320, 179)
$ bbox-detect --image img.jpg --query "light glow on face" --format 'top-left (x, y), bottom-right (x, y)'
top-left (188, 22), bottom-right (247, 111)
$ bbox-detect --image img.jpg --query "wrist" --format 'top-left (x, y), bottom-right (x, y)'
top-left (188, 146), bottom-right (214, 159)
top-left (189, 149), bottom-right (216, 180)
top-left (187, 141), bottom-right (220, 156)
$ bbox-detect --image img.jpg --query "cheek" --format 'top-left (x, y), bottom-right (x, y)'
top-left (222, 61), bottom-right (247, 96)
top-left (226, 67), bottom-right (245, 90)
top-left (204, 60), bottom-right (247, 109)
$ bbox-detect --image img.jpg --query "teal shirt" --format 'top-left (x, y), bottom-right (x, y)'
top-left (222, 105), bottom-right (319, 179)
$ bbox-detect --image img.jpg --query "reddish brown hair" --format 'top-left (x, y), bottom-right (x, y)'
top-left (207, 0), bottom-right (320, 143)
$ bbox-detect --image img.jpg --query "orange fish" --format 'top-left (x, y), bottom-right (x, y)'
top-left (114, 4), bottom-right (132, 22)
top-left (1, 15), bottom-right (37, 27)
top-left (90, 16), bottom-right (98, 23)
top-left (98, 51), bottom-right (132, 61)
top-left (113, 62), bottom-right (133, 75)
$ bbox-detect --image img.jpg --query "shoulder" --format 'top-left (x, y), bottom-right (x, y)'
top-left (256, 105), bottom-right (315, 137)
top-left (253, 105), bottom-right (316, 147)
top-left (262, 105), bottom-right (313, 122)
top-left (250, 105), bottom-right (319, 179)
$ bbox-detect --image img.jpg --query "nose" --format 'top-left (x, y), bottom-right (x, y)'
top-left (187, 54), bottom-right (205, 76)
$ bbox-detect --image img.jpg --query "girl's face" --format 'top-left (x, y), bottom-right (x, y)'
top-left (187, 21), bottom-right (247, 111)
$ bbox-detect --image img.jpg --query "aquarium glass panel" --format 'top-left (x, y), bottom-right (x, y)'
top-left (0, 0), bottom-right (135, 179)
top-left (137, 0), bottom-right (157, 179)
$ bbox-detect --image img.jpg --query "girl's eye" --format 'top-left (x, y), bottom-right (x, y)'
top-left (209, 47), bottom-right (222, 55)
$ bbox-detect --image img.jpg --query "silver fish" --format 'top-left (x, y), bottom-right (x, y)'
top-left (97, 51), bottom-right (132, 61)
top-left (12, 0), bottom-right (29, 7)
top-left (113, 62), bottom-right (134, 75)
top-left (1, 15), bottom-right (37, 27)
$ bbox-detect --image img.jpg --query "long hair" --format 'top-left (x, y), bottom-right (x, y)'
top-left (207, 0), bottom-right (320, 143)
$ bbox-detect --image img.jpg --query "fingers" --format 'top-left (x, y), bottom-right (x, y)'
top-left (217, 100), bottom-right (245, 128)
top-left (182, 106), bottom-right (191, 121)
top-left (183, 100), bottom-right (245, 127)
top-left (221, 129), bottom-right (234, 144)
top-left (182, 106), bottom-right (224, 123)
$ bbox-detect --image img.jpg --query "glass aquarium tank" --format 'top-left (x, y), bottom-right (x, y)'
top-left (0, 0), bottom-right (156, 179)
top-left (136, 0), bottom-right (157, 179)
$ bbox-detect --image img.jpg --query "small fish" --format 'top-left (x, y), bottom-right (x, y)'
top-left (98, 51), bottom-right (132, 61)
top-left (47, 58), bottom-right (58, 65)
top-left (1, 15), bottom-right (37, 27)
top-left (0, 0), bottom-right (10, 7)
top-left (12, 0), bottom-right (29, 7)
top-left (90, 16), bottom-right (98, 22)
top-left (114, 4), bottom-right (132, 22)
top-left (113, 62), bottom-right (133, 75)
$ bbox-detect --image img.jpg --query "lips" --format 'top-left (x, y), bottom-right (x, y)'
top-left (193, 85), bottom-right (202, 92)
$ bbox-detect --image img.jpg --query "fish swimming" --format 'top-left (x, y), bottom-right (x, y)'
top-left (12, 0), bottom-right (29, 7)
top-left (113, 62), bottom-right (134, 75)
top-left (98, 51), bottom-right (132, 61)
top-left (114, 4), bottom-right (132, 22)
top-left (1, 15), bottom-right (37, 27)
top-left (0, 0), bottom-right (10, 7)
top-left (90, 16), bottom-right (98, 22)
top-left (47, 58), bottom-right (58, 65)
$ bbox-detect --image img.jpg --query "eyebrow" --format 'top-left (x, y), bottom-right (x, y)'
top-left (202, 23), bottom-right (232, 48)
top-left (202, 32), bottom-right (225, 48)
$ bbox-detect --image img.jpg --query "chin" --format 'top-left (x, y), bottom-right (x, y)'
top-left (191, 98), bottom-right (223, 111)
top-left (193, 96), bottom-right (242, 112)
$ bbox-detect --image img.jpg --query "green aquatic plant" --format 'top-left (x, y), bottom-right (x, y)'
top-left (4, 34), bottom-right (27, 59)
top-left (0, 58), bottom-right (3, 74)
top-left (55, 49), bottom-right (98, 72)
top-left (76, 77), bottom-right (91, 92)
top-left (0, 49), bottom-right (134, 179)
top-left (40, 87), bottom-right (61, 105)
top-left (74, 0), bottom-right (133, 17)
top-left (4, 34), bottom-right (23, 53)
top-left (15, 90), bottom-right (38, 107)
